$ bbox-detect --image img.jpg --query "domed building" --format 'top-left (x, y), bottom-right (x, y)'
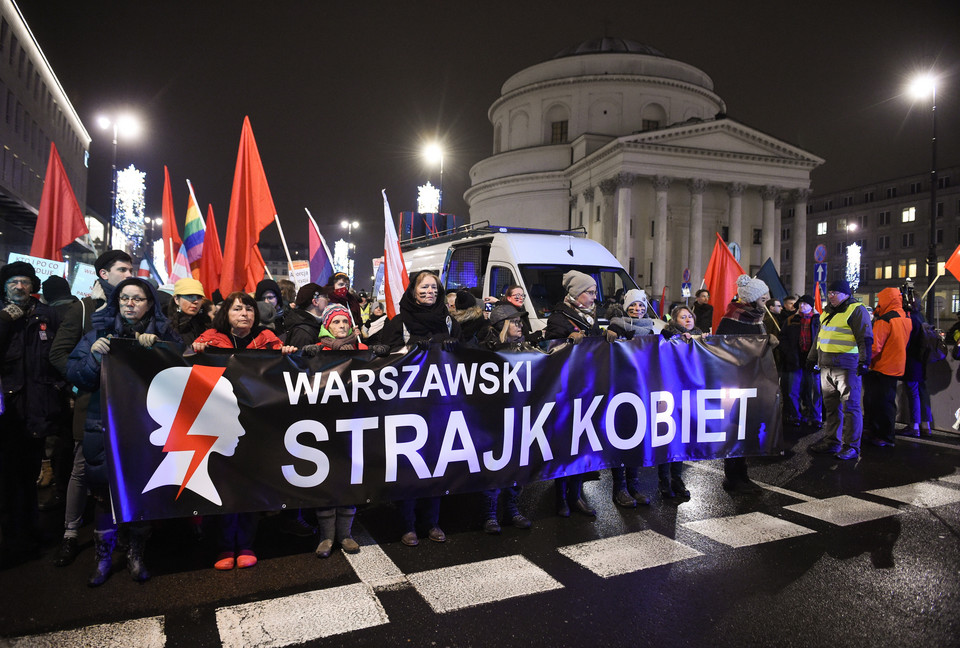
top-left (465, 37), bottom-right (823, 296)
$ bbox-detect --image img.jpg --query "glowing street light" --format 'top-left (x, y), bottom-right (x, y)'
top-left (423, 142), bottom-right (444, 212)
top-left (98, 113), bottom-right (141, 248)
top-left (906, 71), bottom-right (939, 322)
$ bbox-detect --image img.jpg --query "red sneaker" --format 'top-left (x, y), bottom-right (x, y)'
top-left (236, 550), bottom-right (257, 569)
top-left (214, 552), bottom-right (235, 570)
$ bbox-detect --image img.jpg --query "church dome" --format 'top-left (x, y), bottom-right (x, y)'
top-left (552, 38), bottom-right (666, 60)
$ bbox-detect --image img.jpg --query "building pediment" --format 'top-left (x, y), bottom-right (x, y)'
top-left (622, 118), bottom-right (824, 166)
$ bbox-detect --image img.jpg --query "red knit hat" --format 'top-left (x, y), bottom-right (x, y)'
top-left (321, 303), bottom-right (352, 330)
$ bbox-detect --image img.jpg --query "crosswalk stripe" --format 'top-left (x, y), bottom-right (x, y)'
top-left (682, 512), bottom-right (817, 547)
top-left (406, 555), bottom-right (563, 613)
top-left (344, 526), bottom-right (410, 591)
top-left (215, 583), bottom-right (389, 648)
top-left (784, 495), bottom-right (901, 526)
top-left (866, 482), bottom-right (960, 508)
top-left (688, 461), bottom-right (818, 501)
top-left (7, 616), bottom-right (165, 648)
top-left (558, 530), bottom-right (702, 578)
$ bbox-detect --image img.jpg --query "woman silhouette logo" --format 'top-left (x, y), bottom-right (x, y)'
top-left (142, 365), bottom-right (246, 506)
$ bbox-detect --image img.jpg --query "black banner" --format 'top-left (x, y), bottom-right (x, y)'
top-left (102, 336), bottom-right (782, 522)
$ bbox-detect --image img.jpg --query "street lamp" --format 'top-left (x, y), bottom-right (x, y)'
top-left (908, 72), bottom-right (938, 322)
top-left (845, 223), bottom-right (860, 293)
top-left (423, 143), bottom-right (444, 212)
top-left (341, 219), bottom-right (359, 249)
top-left (97, 114), bottom-right (141, 248)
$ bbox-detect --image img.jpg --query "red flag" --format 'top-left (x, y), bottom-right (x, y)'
top-left (703, 232), bottom-right (746, 333)
top-left (30, 142), bottom-right (87, 261)
top-left (659, 285), bottom-right (667, 319)
top-left (220, 116), bottom-right (278, 294)
top-left (382, 190), bottom-right (409, 318)
top-left (945, 240), bottom-right (960, 282)
top-left (814, 282), bottom-right (823, 314)
top-left (161, 166), bottom-right (183, 275)
top-left (198, 204), bottom-right (222, 298)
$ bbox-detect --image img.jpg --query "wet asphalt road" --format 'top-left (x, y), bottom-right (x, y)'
top-left (2, 423), bottom-right (959, 648)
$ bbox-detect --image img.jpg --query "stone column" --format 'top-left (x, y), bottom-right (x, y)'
top-left (614, 173), bottom-right (637, 269)
top-left (652, 176), bottom-right (671, 294)
top-left (760, 185), bottom-right (779, 266)
top-left (727, 183), bottom-right (745, 248)
top-left (774, 195), bottom-right (783, 272)
top-left (598, 178), bottom-right (618, 253)
top-left (791, 188), bottom-right (811, 297)
top-left (688, 178), bottom-right (707, 286)
top-left (582, 187), bottom-right (595, 239)
top-left (569, 195), bottom-right (579, 230)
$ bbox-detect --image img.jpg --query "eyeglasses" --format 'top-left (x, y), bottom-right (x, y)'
top-left (508, 293), bottom-right (526, 300)
top-left (177, 294), bottom-right (202, 302)
top-left (583, 289), bottom-right (597, 296)
top-left (119, 295), bottom-right (148, 304)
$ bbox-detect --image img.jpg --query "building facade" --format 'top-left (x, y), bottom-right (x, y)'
top-left (803, 165), bottom-right (960, 324)
top-left (0, 0), bottom-right (90, 260)
top-left (465, 38), bottom-right (824, 297)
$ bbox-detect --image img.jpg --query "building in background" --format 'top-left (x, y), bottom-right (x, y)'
top-left (465, 37), bottom-right (823, 297)
top-left (0, 0), bottom-right (93, 261)
top-left (804, 165), bottom-right (960, 326)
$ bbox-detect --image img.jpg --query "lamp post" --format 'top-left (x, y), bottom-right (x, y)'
top-left (97, 114), bottom-right (140, 249)
top-left (340, 219), bottom-right (359, 284)
top-left (908, 73), bottom-right (938, 323)
top-left (423, 143), bottom-right (444, 213)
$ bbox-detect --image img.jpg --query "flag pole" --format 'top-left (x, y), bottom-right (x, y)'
top-left (920, 273), bottom-right (941, 302)
top-left (273, 213), bottom-right (294, 273)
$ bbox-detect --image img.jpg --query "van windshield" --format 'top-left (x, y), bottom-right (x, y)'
top-left (518, 264), bottom-right (638, 319)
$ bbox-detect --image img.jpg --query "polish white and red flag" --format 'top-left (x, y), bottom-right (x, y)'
top-left (381, 190), bottom-right (409, 318)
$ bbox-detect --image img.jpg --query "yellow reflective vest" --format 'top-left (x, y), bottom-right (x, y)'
top-left (817, 306), bottom-right (859, 355)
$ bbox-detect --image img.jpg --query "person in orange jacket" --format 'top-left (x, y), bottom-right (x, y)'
top-left (864, 287), bottom-right (912, 447)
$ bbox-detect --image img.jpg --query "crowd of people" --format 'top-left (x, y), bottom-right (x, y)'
top-left (0, 250), bottom-right (955, 587)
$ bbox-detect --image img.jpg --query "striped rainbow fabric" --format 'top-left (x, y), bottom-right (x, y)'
top-left (183, 180), bottom-right (206, 270)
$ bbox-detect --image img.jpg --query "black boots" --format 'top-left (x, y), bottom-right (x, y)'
top-left (482, 491), bottom-right (501, 534)
top-left (556, 480), bottom-right (571, 517)
top-left (88, 529), bottom-right (116, 587)
top-left (53, 536), bottom-right (78, 567)
top-left (126, 526), bottom-right (150, 582)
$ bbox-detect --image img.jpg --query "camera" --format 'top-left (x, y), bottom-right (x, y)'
top-left (484, 302), bottom-right (494, 312)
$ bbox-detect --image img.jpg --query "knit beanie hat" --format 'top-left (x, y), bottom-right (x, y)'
top-left (321, 303), bottom-right (352, 330)
top-left (257, 301), bottom-right (276, 326)
top-left (622, 288), bottom-right (648, 312)
top-left (42, 275), bottom-right (72, 302)
top-left (827, 279), bottom-right (851, 295)
top-left (736, 274), bottom-right (769, 304)
top-left (489, 304), bottom-right (523, 331)
top-left (798, 294), bottom-right (815, 308)
top-left (1, 261), bottom-right (40, 292)
top-left (562, 270), bottom-right (596, 300)
top-left (454, 289), bottom-right (476, 311)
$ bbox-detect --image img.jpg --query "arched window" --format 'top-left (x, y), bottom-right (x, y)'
top-left (543, 103), bottom-right (570, 144)
top-left (640, 102), bottom-right (667, 131)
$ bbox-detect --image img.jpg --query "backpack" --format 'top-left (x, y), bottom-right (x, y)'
top-left (919, 322), bottom-right (948, 364)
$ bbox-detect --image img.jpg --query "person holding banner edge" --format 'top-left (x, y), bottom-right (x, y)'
top-left (380, 271), bottom-right (460, 545)
top-left (191, 291), bottom-right (296, 569)
top-left (66, 277), bottom-right (181, 586)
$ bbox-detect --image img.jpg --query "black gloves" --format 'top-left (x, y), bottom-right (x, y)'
top-left (369, 344), bottom-right (391, 357)
top-left (857, 363), bottom-right (869, 376)
top-left (300, 344), bottom-right (321, 357)
top-left (805, 360), bottom-right (819, 373)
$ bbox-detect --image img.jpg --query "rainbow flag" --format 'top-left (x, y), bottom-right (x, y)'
top-left (306, 208), bottom-right (334, 286)
top-left (168, 243), bottom-right (192, 285)
top-left (183, 179), bottom-right (206, 275)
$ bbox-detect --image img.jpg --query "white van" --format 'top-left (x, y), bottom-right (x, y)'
top-left (401, 224), bottom-right (638, 331)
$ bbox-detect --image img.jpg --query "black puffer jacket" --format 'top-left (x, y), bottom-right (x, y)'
top-left (67, 278), bottom-right (181, 485)
top-left (543, 300), bottom-right (601, 340)
top-left (283, 307), bottom-right (323, 348)
top-left (380, 280), bottom-right (461, 351)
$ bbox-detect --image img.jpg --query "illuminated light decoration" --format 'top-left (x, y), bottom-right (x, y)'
top-left (151, 239), bottom-right (168, 284)
top-left (846, 242), bottom-right (861, 293)
top-left (333, 238), bottom-right (355, 285)
top-left (115, 164), bottom-right (146, 251)
top-left (417, 182), bottom-right (440, 214)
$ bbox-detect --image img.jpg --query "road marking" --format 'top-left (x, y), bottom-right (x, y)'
top-left (866, 482), bottom-right (960, 508)
top-left (558, 530), bottom-right (702, 578)
top-left (784, 495), bottom-right (901, 526)
top-left (896, 436), bottom-right (960, 451)
top-left (689, 461), bottom-right (818, 501)
top-left (682, 512), bottom-right (817, 548)
top-left (7, 616), bottom-right (165, 648)
top-left (344, 526), bottom-right (409, 591)
top-left (406, 555), bottom-right (563, 613)
top-left (937, 470), bottom-right (960, 485)
top-left (216, 583), bottom-right (389, 648)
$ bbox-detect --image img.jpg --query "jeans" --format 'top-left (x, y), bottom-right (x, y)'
top-left (400, 497), bottom-right (441, 532)
top-left (63, 441), bottom-right (88, 539)
top-left (821, 366), bottom-right (863, 451)
top-left (783, 368), bottom-right (823, 424)
top-left (863, 371), bottom-right (899, 442)
top-left (904, 380), bottom-right (932, 428)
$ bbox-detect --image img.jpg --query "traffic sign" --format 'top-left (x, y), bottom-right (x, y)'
top-left (681, 282), bottom-right (691, 298)
top-left (814, 244), bottom-right (827, 263)
top-left (728, 242), bottom-right (741, 262)
top-left (814, 262), bottom-right (828, 284)
top-left (682, 268), bottom-right (691, 283)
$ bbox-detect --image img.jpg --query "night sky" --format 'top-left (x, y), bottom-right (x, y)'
top-left (16, 0), bottom-right (960, 284)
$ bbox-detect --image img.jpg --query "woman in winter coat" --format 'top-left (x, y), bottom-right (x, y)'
top-left (657, 305), bottom-right (703, 499)
top-left (543, 270), bottom-right (603, 517)
top-left (192, 291), bottom-right (296, 570)
top-left (361, 302), bottom-right (387, 344)
top-left (714, 274), bottom-right (772, 494)
top-left (166, 278), bottom-right (209, 346)
top-left (451, 289), bottom-right (488, 347)
top-left (300, 304), bottom-right (364, 558)
top-left (379, 271), bottom-right (460, 545)
top-left (66, 278), bottom-right (182, 586)
top-left (254, 279), bottom-right (287, 334)
top-left (325, 272), bottom-right (364, 327)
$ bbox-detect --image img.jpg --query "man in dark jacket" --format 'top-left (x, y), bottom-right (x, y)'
top-left (779, 295), bottom-right (822, 428)
top-left (47, 249), bottom-right (133, 566)
top-left (808, 280), bottom-right (873, 461)
top-left (0, 261), bottom-right (66, 564)
top-left (284, 283), bottom-right (329, 348)
top-left (692, 289), bottom-right (714, 334)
